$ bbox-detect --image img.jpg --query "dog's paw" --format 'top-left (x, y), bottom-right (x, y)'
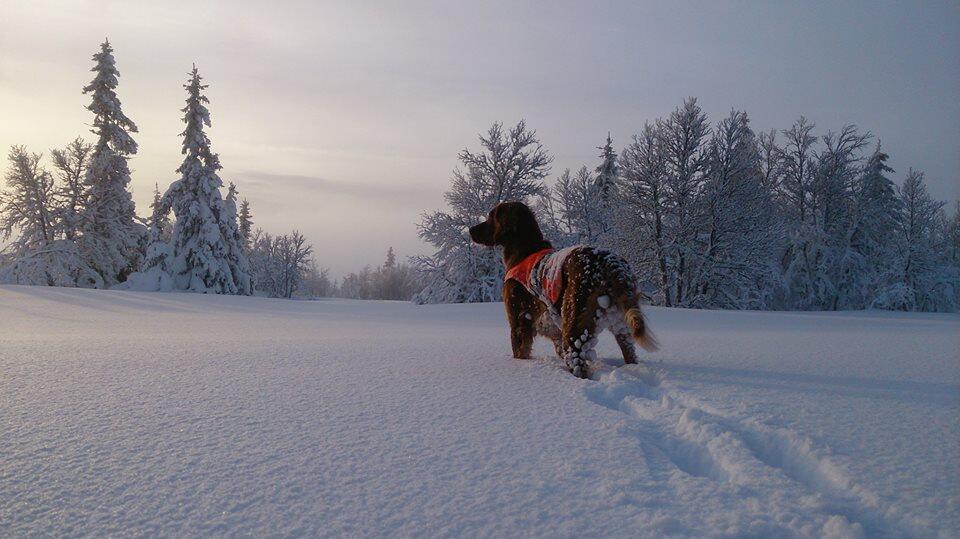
top-left (568, 357), bottom-right (591, 379)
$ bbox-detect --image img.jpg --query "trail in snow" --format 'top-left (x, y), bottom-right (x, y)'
top-left (580, 362), bottom-right (917, 538)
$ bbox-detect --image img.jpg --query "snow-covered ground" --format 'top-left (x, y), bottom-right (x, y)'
top-left (1, 285), bottom-right (957, 538)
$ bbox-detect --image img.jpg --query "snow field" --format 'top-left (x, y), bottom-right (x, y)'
top-left (1, 286), bottom-right (958, 537)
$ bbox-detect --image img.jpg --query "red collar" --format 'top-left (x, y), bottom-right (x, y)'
top-left (504, 248), bottom-right (554, 285)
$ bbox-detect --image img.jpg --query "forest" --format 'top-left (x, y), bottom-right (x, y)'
top-left (2, 41), bottom-right (957, 311)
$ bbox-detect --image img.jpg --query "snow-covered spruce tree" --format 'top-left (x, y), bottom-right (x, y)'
top-left (79, 39), bottom-right (144, 285)
top-left (161, 66), bottom-right (252, 295)
top-left (851, 142), bottom-right (902, 305)
top-left (149, 183), bottom-right (173, 242)
top-left (222, 182), bottom-right (253, 292)
top-left (0, 146), bottom-right (101, 287)
top-left (592, 133), bottom-right (618, 243)
top-left (690, 110), bottom-right (782, 309)
top-left (238, 198), bottom-right (253, 250)
top-left (414, 121), bottom-right (551, 303)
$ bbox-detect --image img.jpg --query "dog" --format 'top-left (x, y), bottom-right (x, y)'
top-left (469, 201), bottom-right (657, 378)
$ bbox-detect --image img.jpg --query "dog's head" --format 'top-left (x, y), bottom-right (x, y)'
top-left (469, 201), bottom-right (543, 247)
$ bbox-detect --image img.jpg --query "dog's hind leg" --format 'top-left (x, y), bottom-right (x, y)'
top-left (560, 285), bottom-right (600, 378)
top-left (614, 330), bottom-right (638, 364)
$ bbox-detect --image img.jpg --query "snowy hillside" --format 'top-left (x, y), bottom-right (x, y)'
top-left (1, 285), bottom-right (957, 537)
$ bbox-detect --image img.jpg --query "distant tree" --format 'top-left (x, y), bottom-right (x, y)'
top-left (274, 231), bottom-right (312, 298)
top-left (414, 121), bottom-right (551, 303)
top-left (337, 248), bottom-right (424, 301)
top-left (300, 261), bottom-right (334, 297)
top-left (79, 39), bottom-right (143, 285)
top-left (593, 133), bottom-right (618, 241)
top-left (247, 229), bottom-right (314, 298)
top-left (161, 66), bottom-right (252, 294)
top-left (238, 198), bottom-right (253, 249)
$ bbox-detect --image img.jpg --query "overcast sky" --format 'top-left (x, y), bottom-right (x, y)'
top-left (2, 0), bottom-right (958, 276)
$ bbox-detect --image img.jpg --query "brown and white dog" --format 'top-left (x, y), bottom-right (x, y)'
top-left (469, 201), bottom-right (657, 378)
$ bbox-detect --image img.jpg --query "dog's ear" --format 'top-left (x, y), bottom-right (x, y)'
top-left (491, 204), bottom-right (517, 245)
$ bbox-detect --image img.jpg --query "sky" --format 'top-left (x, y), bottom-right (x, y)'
top-left (1, 0), bottom-right (958, 277)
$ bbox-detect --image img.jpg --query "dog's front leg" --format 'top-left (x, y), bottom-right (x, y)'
top-left (503, 281), bottom-right (536, 359)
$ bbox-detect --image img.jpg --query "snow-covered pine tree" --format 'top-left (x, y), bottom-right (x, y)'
top-left (161, 66), bottom-right (252, 295)
top-left (119, 181), bottom-right (174, 292)
top-left (851, 141), bottom-right (901, 305)
top-left (0, 146), bottom-right (101, 287)
top-left (238, 198), bottom-right (253, 250)
top-left (149, 183), bottom-right (173, 242)
top-left (593, 133), bottom-right (618, 242)
top-left (78, 39), bottom-right (144, 285)
top-left (414, 121), bottom-right (551, 303)
top-left (223, 182), bottom-right (253, 293)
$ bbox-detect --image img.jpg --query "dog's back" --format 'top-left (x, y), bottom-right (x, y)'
top-left (553, 246), bottom-right (658, 353)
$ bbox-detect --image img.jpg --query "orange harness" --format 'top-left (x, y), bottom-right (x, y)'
top-left (504, 247), bottom-right (566, 305)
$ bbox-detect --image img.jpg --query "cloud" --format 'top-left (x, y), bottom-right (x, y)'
top-left (236, 171), bottom-right (437, 206)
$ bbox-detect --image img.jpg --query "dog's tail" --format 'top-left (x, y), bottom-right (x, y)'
top-left (616, 292), bottom-right (659, 353)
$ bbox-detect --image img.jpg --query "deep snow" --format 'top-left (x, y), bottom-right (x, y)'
top-left (1, 285), bottom-right (957, 537)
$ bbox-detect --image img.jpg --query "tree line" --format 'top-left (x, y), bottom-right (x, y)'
top-left (416, 101), bottom-right (959, 312)
top-left (0, 40), bottom-right (325, 299)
